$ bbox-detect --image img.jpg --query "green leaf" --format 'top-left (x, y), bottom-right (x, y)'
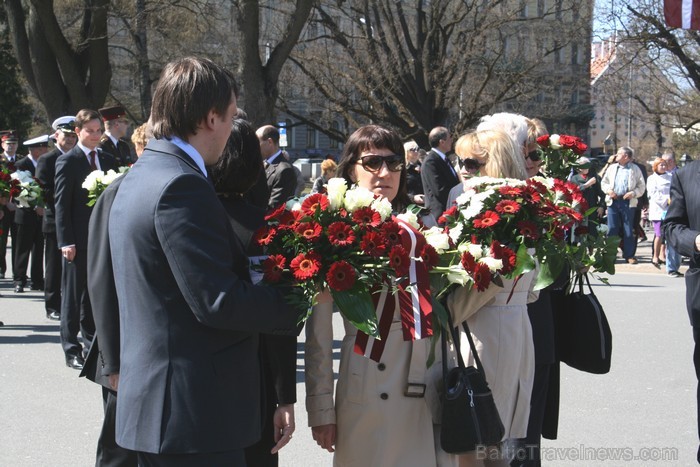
top-left (511, 243), bottom-right (536, 278)
top-left (332, 287), bottom-right (380, 338)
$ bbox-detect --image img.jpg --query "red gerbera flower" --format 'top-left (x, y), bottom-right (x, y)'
top-left (264, 204), bottom-right (286, 221)
top-left (294, 222), bottom-right (322, 242)
top-left (262, 255), bottom-right (286, 282)
top-left (352, 207), bottom-right (382, 227)
top-left (438, 205), bottom-right (458, 224)
top-left (389, 245), bottom-right (410, 277)
top-left (301, 193), bottom-right (330, 216)
top-left (473, 210), bottom-right (500, 228)
top-left (381, 222), bottom-right (402, 246)
top-left (490, 241), bottom-right (516, 275)
top-left (254, 226), bottom-right (277, 246)
top-left (290, 252), bottom-right (321, 280)
top-left (360, 231), bottom-right (386, 257)
top-left (327, 222), bottom-right (356, 246)
top-left (461, 251), bottom-right (477, 273)
top-left (419, 244), bottom-right (439, 269)
top-left (498, 185), bottom-right (523, 197)
top-left (523, 186), bottom-right (542, 203)
top-left (472, 262), bottom-right (492, 291)
top-left (326, 261), bottom-right (356, 291)
top-left (517, 220), bottom-right (540, 240)
top-left (495, 200), bottom-right (521, 214)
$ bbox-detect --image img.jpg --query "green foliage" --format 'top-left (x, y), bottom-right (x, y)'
top-left (0, 8), bottom-right (32, 139)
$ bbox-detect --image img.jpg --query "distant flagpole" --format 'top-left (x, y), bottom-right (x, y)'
top-left (665, 0), bottom-right (700, 30)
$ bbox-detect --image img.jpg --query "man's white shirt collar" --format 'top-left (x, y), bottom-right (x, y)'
top-left (169, 136), bottom-right (207, 176)
top-left (77, 142), bottom-right (102, 170)
top-left (104, 132), bottom-right (119, 147)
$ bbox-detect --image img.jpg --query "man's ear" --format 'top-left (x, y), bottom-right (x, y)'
top-left (202, 110), bottom-right (219, 131)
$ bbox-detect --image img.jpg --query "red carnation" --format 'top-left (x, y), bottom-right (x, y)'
top-left (498, 185), bottom-right (523, 197)
top-left (381, 222), bottom-right (402, 246)
top-left (389, 245), bottom-right (410, 277)
top-left (472, 262), bottom-right (492, 292)
top-left (473, 210), bottom-right (500, 228)
top-left (360, 231), bottom-right (386, 257)
top-left (262, 255), bottom-right (286, 282)
top-left (294, 222), bottom-right (322, 242)
top-left (301, 193), bottom-right (330, 216)
top-left (517, 220), bottom-right (540, 240)
top-left (420, 244), bottom-right (439, 269)
top-left (536, 134), bottom-right (550, 148)
top-left (327, 222), bottom-right (356, 246)
top-left (352, 207), bottom-right (382, 227)
top-left (326, 261), bottom-right (356, 291)
top-left (290, 252), bottom-right (321, 280)
top-left (495, 200), bottom-right (520, 215)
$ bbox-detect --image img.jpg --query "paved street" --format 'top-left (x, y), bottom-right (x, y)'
top-left (0, 243), bottom-right (697, 466)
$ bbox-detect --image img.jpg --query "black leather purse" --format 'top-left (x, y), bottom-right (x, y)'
top-left (440, 312), bottom-right (505, 454)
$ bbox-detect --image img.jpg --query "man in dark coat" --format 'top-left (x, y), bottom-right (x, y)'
top-left (36, 116), bottom-right (78, 320)
top-left (421, 126), bottom-right (459, 221)
top-left (664, 160), bottom-right (700, 463)
top-left (256, 124), bottom-right (297, 210)
top-left (55, 109), bottom-right (118, 370)
top-left (1, 131), bottom-right (20, 279)
top-left (98, 105), bottom-right (133, 166)
top-left (109, 57), bottom-right (299, 466)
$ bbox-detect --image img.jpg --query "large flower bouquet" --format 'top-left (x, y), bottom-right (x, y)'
top-left (82, 167), bottom-right (129, 206)
top-left (437, 176), bottom-right (589, 295)
top-left (0, 162), bottom-right (19, 199)
top-left (253, 178), bottom-right (441, 337)
top-left (536, 133), bottom-right (588, 180)
top-left (10, 170), bottom-right (44, 208)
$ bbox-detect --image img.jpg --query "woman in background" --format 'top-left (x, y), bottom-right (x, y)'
top-left (646, 157), bottom-right (673, 268)
top-left (311, 159), bottom-right (337, 194)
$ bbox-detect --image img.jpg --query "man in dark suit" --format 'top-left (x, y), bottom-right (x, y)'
top-left (55, 109), bottom-right (118, 370)
top-left (98, 105), bottom-right (133, 166)
top-left (664, 160), bottom-right (700, 463)
top-left (12, 135), bottom-right (49, 293)
top-left (421, 126), bottom-right (459, 221)
top-left (36, 116), bottom-right (77, 320)
top-left (109, 57), bottom-right (299, 466)
top-left (1, 131), bottom-right (20, 279)
top-left (256, 124), bottom-right (297, 210)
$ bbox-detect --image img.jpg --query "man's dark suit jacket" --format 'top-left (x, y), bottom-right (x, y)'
top-left (100, 136), bottom-right (133, 167)
top-left (421, 149), bottom-right (459, 220)
top-left (35, 148), bottom-right (61, 233)
top-left (109, 139), bottom-right (298, 454)
top-left (265, 153), bottom-right (297, 209)
top-left (54, 146), bottom-right (117, 249)
top-left (13, 156), bottom-right (39, 225)
top-left (664, 161), bottom-right (700, 325)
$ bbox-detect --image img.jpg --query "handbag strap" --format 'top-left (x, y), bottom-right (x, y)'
top-left (441, 302), bottom-right (486, 381)
top-left (576, 273), bottom-right (594, 295)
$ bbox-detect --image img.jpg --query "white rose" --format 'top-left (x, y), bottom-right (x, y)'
top-left (424, 226), bottom-right (450, 253)
top-left (550, 134), bottom-right (561, 149)
top-left (326, 178), bottom-right (347, 210)
top-left (479, 256), bottom-right (503, 273)
top-left (396, 210), bottom-right (420, 230)
top-left (344, 186), bottom-right (375, 212)
top-left (82, 170), bottom-right (102, 191)
top-left (101, 169), bottom-right (120, 185)
top-left (446, 265), bottom-right (471, 286)
top-left (118, 166), bottom-right (130, 174)
top-left (372, 197), bottom-right (393, 221)
top-left (466, 242), bottom-right (484, 259)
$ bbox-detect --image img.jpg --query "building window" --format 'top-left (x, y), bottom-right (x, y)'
top-left (330, 121), bottom-right (339, 149)
top-left (538, 0), bottom-right (546, 16)
top-left (555, 0), bottom-right (563, 19)
top-left (571, 44), bottom-right (579, 65)
top-left (306, 126), bottom-right (316, 148)
top-left (520, 0), bottom-right (528, 17)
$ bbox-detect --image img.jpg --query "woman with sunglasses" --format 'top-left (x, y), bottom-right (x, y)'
top-left (446, 128), bottom-right (539, 467)
top-left (305, 125), bottom-right (457, 466)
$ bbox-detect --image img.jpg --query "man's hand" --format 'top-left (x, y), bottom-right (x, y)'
top-left (584, 178), bottom-right (596, 188)
top-left (35, 206), bottom-right (45, 217)
top-left (62, 246), bottom-right (76, 262)
top-left (271, 404), bottom-right (295, 454)
top-left (608, 191), bottom-right (618, 199)
top-left (413, 194), bottom-right (425, 205)
top-left (596, 207), bottom-right (605, 217)
top-left (695, 234), bottom-right (700, 253)
top-left (311, 424), bottom-right (336, 452)
top-left (622, 191), bottom-right (634, 200)
top-left (108, 373), bottom-right (119, 391)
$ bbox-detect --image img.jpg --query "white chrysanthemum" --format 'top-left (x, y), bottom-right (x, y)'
top-left (446, 265), bottom-right (471, 286)
top-left (454, 188), bottom-right (476, 206)
top-left (597, 223), bottom-right (609, 234)
top-left (344, 186), bottom-right (375, 212)
top-left (479, 256), bottom-right (503, 273)
top-left (462, 198), bottom-right (484, 220)
top-left (326, 178), bottom-right (347, 210)
top-left (531, 176), bottom-right (554, 189)
top-left (423, 226), bottom-right (450, 253)
top-left (372, 197), bottom-right (393, 221)
top-left (396, 210), bottom-right (420, 230)
top-left (448, 222), bottom-right (463, 244)
top-left (549, 134), bottom-right (561, 149)
top-left (82, 170), bottom-right (103, 191)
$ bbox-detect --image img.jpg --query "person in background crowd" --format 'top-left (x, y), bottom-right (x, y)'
top-left (421, 126), bottom-right (458, 221)
top-left (130, 123), bottom-right (150, 158)
top-left (404, 140), bottom-right (425, 205)
top-left (1, 131), bottom-right (20, 280)
top-left (647, 157), bottom-right (673, 270)
top-left (99, 106), bottom-right (133, 166)
top-left (36, 116), bottom-right (77, 321)
top-left (630, 153), bottom-right (650, 250)
top-left (662, 150), bottom-right (683, 277)
top-left (600, 146), bottom-right (646, 264)
top-left (569, 156), bottom-right (606, 238)
top-left (311, 159), bottom-right (337, 194)
top-left (12, 135), bottom-right (49, 293)
top-left (55, 109), bottom-right (118, 370)
top-left (663, 159), bottom-right (700, 463)
top-left (257, 125), bottom-right (297, 209)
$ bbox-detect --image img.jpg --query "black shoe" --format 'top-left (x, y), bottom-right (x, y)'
top-left (669, 270), bottom-right (684, 278)
top-left (65, 355), bottom-right (85, 370)
top-left (46, 311), bottom-right (60, 321)
top-left (30, 283), bottom-right (44, 291)
top-left (14, 284), bottom-right (24, 293)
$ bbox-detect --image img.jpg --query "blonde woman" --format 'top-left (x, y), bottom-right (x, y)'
top-left (311, 159), bottom-right (338, 194)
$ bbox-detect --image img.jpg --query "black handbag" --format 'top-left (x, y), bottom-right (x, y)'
top-left (440, 312), bottom-right (505, 454)
top-left (556, 273), bottom-right (612, 374)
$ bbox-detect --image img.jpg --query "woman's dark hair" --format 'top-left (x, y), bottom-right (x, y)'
top-left (150, 57), bottom-right (238, 140)
top-left (210, 119), bottom-right (263, 195)
top-left (336, 125), bottom-right (410, 212)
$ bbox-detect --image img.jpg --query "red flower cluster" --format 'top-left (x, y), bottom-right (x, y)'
top-left (0, 163), bottom-right (20, 199)
top-left (536, 134), bottom-right (589, 180)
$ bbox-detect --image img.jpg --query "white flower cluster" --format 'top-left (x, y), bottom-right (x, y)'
top-left (82, 169), bottom-right (124, 191)
top-left (10, 170), bottom-right (42, 208)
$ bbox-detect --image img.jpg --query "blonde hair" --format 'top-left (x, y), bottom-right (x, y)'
top-left (320, 158), bottom-right (337, 177)
top-left (455, 129), bottom-right (527, 180)
top-left (526, 118), bottom-right (548, 145)
top-left (131, 123), bottom-right (151, 154)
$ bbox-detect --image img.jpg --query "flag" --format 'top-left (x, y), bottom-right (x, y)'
top-left (665, 0), bottom-right (700, 30)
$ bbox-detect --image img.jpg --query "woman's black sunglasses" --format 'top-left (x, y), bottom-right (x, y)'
top-left (457, 157), bottom-right (485, 171)
top-left (526, 149), bottom-right (542, 162)
top-left (356, 154), bottom-right (405, 173)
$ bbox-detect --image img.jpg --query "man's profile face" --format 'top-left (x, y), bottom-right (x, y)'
top-left (77, 119), bottom-right (104, 150)
top-left (615, 150), bottom-right (630, 165)
top-left (205, 96), bottom-right (238, 166)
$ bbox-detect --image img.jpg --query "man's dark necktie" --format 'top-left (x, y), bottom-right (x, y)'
top-left (89, 151), bottom-right (97, 171)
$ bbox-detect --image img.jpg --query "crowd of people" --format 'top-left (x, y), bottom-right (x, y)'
top-left (1, 55), bottom-right (698, 467)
